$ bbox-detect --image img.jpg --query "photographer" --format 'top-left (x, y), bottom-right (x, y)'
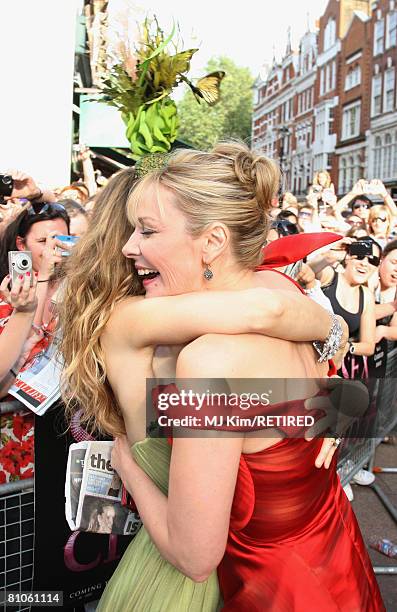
top-left (0, 170), bottom-right (56, 233)
top-left (0, 203), bottom-right (70, 373)
top-left (317, 237), bottom-right (380, 378)
top-left (335, 179), bottom-right (397, 222)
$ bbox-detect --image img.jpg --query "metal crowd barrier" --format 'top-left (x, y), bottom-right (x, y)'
top-left (0, 400), bottom-right (34, 612)
top-left (1, 353), bottom-right (397, 608)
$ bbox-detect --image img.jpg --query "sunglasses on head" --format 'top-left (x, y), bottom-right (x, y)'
top-left (26, 202), bottom-right (67, 216)
top-left (351, 253), bottom-right (381, 267)
top-left (353, 203), bottom-right (369, 210)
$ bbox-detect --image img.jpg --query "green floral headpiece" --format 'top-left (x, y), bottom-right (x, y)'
top-left (134, 152), bottom-right (171, 179)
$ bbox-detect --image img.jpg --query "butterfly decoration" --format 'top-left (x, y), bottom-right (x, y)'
top-left (180, 71), bottom-right (226, 106)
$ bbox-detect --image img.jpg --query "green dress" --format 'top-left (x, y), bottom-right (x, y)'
top-left (97, 438), bottom-right (221, 612)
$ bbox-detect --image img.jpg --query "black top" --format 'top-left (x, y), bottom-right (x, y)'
top-left (322, 273), bottom-right (364, 338)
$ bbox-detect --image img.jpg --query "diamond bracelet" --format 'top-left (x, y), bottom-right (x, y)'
top-left (313, 314), bottom-right (344, 363)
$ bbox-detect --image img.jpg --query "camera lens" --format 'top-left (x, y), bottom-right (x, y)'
top-left (21, 259), bottom-right (28, 267)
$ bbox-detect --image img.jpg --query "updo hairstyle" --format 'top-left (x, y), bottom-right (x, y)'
top-left (127, 141), bottom-right (280, 268)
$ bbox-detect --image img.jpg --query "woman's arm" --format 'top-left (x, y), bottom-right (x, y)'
top-left (116, 287), bottom-right (335, 348)
top-left (0, 274), bottom-right (37, 381)
top-left (112, 432), bottom-right (242, 582)
top-left (350, 287), bottom-right (376, 356)
top-left (375, 301), bottom-right (397, 320)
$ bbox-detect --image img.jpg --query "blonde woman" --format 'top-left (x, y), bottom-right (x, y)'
top-left (60, 145), bottom-right (383, 611)
top-left (368, 204), bottom-right (394, 249)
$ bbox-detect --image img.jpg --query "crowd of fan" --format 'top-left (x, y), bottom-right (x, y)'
top-left (0, 158), bottom-right (396, 489)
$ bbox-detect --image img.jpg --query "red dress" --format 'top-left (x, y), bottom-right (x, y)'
top-left (216, 235), bottom-right (384, 610)
top-left (218, 437), bottom-right (384, 611)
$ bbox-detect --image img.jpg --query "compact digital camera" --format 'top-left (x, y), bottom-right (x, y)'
top-left (0, 174), bottom-right (14, 198)
top-left (347, 240), bottom-right (373, 259)
top-left (8, 251), bottom-right (33, 286)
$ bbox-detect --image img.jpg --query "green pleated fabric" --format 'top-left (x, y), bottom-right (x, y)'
top-left (97, 438), bottom-right (221, 612)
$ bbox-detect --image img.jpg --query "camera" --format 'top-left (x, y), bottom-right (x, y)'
top-left (0, 174), bottom-right (14, 198)
top-left (8, 251), bottom-right (33, 286)
top-left (346, 240), bottom-right (373, 259)
top-left (55, 234), bottom-right (79, 256)
top-left (364, 182), bottom-right (379, 196)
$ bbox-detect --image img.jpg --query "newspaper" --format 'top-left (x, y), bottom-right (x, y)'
top-left (8, 336), bottom-right (62, 415)
top-left (65, 441), bottom-right (141, 536)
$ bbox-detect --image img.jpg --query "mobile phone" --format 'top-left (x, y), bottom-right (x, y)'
top-left (347, 240), bottom-right (373, 259)
top-left (8, 251), bottom-right (33, 286)
top-left (55, 235), bottom-right (79, 256)
top-left (0, 174), bottom-right (14, 197)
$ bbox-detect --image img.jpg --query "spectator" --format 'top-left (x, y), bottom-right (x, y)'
top-left (318, 236), bottom-right (380, 379)
top-left (346, 225), bottom-right (369, 240)
top-left (368, 205), bottom-right (394, 249)
top-left (345, 213), bottom-right (365, 230)
top-left (56, 182), bottom-right (90, 205)
top-left (281, 191), bottom-right (298, 210)
top-left (58, 199), bottom-right (89, 237)
top-left (277, 209), bottom-right (299, 226)
top-left (0, 203), bottom-right (70, 380)
top-left (297, 203), bottom-right (321, 233)
top-left (373, 240), bottom-right (397, 344)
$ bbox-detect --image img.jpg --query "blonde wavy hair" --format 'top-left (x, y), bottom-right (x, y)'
top-left (128, 141), bottom-right (280, 268)
top-left (60, 142), bottom-right (279, 436)
top-left (59, 168), bottom-right (143, 437)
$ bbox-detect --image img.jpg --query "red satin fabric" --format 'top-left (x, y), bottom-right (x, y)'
top-left (218, 437), bottom-right (384, 611)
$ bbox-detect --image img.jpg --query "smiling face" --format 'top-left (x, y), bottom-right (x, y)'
top-left (122, 183), bottom-right (204, 298)
top-left (380, 249), bottom-right (397, 288)
top-left (344, 242), bottom-right (381, 285)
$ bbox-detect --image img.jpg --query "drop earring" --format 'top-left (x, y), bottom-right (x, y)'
top-left (203, 263), bottom-right (213, 280)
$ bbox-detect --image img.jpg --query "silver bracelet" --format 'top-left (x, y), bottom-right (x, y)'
top-left (313, 314), bottom-right (343, 363)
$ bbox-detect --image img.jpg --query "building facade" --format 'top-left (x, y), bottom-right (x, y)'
top-left (252, 0), bottom-right (391, 196)
top-left (367, 0), bottom-right (397, 196)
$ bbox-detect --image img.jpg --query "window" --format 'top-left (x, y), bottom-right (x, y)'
top-left (394, 132), bottom-right (397, 175)
top-left (345, 65), bottom-right (361, 90)
top-left (384, 69), bottom-right (395, 112)
top-left (324, 18), bottom-right (336, 51)
top-left (320, 68), bottom-right (325, 96)
top-left (331, 61), bottom-right (336, 91)
top-left (353, 154), bottom-right (361, 185)
top-left (326, 64), bottom-right (331, 92)
top-left (387, 11), bottom-right (397, 48)
top-left (342, 101), bottom-right (361, 140)
top-left (374, 20), bottom-right (385, 55)
top-left (374, 136), bottom-right (382, 177)
top-left (372, 74), bottom-right (382, 116)
top-left (339, 157), bottom-right (347, 193)
top-left (385, 133), bottom-right (393, 177)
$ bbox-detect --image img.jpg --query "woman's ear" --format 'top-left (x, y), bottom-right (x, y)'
top-left (201, 222), bottom-right (230, 264)
top-left (15, 236), bottom-right (26, 251)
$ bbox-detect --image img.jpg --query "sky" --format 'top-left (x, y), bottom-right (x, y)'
top-left (145, 0), bottom-right (330, 78)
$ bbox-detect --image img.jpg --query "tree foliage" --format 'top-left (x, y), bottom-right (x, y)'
top-left (177, 56), bottom-right (254, 150)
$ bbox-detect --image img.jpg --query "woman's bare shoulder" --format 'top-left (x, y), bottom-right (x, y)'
top-left (176, 333), bottom-right (279, 378)
top-left (107, 296), bottom-right (145, 329)
top-left (254, 269), bottom-right (300, 292)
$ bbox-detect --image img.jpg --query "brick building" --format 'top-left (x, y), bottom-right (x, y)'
top-left (367, 0), bottom-right (397, 196)
top-left (252, 0), bottom-right (385, 196)
top-left (334, 11), bottom-right (372, 194)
